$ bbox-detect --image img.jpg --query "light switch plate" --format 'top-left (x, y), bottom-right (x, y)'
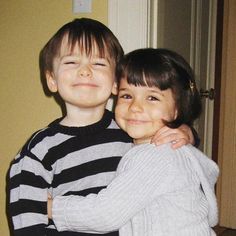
top-left (73, 0), bottom-right (92, 13)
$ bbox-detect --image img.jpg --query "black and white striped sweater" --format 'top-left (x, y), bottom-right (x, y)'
top-left (8, 110), bottom-right (132, 236)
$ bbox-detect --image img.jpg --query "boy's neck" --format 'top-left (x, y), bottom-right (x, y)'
top-left (60, 106), bottom-right (106, 127)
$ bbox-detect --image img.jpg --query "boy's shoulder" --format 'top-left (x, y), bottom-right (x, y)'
top-left (21, 117), bottom-right (64, 152)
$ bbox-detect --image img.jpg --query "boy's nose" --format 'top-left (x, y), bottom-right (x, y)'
top-left (78, 66), bottom-right (92, 78)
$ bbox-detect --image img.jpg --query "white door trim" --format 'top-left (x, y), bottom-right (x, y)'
top-left (107, 0), bottom-right (150, 110)
top-left (190, 0), bottom-right (217, 156)
top-left (203, 0), bottom-right (217, 156)
top-left (108, 0), bottom-right (149, 53)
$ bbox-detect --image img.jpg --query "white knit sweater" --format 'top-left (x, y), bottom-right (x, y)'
top-left (53, 143), bottom-right (219, 236)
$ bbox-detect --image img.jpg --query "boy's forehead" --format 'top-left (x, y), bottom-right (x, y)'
top-left (59, 36), bottom-right (109, 58)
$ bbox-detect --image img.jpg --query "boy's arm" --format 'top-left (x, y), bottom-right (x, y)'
top-left (8, 149), bottom-right (50, 236)
top-left (151, 124), bottom-right (200, 149)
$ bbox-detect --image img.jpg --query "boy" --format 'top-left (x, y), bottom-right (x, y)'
top-left (8, 18), bottom-right (195, 236)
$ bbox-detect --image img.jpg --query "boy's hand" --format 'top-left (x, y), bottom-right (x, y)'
top-left (151, 124), bottom-right (194, 149)
top-left (47, 194), bottom-right (53, 219)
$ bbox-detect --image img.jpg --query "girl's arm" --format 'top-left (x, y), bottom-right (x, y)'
top-left (51, 144), bottom-right (175, 233)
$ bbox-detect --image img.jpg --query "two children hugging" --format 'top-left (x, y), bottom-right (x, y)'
top-left (8, 18), bottom-right (209, 236)
top-left (48, 48), bottom-right (219, 236)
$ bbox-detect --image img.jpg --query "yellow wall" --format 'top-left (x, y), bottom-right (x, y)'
top-left (0, 1), bottom-right (107, 235)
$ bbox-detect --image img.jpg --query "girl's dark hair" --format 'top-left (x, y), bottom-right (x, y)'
top-left (39, 18), bottom-right (124, 81)
top-left (116, 48), bottom-right (202, 127)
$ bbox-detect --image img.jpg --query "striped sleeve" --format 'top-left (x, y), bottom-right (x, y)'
top-left (8, 134), bottom-right (52, 236)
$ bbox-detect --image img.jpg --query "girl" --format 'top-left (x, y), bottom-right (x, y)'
top-left (49, 48), bottom-right (219, 235)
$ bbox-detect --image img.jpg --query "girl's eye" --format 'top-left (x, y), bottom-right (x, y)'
top-left (120, 94), bottom-right (132, 99)
top-left (148, 96), bottom-right (159, 101)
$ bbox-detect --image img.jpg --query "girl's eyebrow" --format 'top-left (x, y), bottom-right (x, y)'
top-left (118, 87), bottom-right (129, 91)
top-left (146, 88), bottom-right (165, 96)
top-left (119, 86), bottom-right (163, 93)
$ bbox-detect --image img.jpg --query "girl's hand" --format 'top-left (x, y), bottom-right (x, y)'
top-left (151, 124), bottom-right (194, 149)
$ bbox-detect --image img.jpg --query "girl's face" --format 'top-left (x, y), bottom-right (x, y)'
top-left (115, 78), bottom-right (177, 144)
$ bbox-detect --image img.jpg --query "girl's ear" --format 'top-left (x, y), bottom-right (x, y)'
top-left (111, 82), bottom-right (118, 95)
top-left (46, 71), bottom-right (58, 93)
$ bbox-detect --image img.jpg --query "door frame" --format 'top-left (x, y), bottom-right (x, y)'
top-left (190, 0), bottom-right (217, 157)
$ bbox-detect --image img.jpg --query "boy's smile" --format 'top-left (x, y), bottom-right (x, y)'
top-left (72, 82), bottom-right (99, 88)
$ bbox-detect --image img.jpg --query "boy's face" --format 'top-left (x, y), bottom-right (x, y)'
top-left (46, 38), bottom-right (117, 111)
top-left (115, 78), bottom-right (177, 144)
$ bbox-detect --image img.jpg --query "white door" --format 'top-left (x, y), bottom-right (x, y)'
top-left (108, 0), bottom-right (217, 158)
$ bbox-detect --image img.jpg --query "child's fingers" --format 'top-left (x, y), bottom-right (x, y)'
top-left (170, 138), bottom-right (188, 149)
top-left (152, 132), bottom-right (182, 145)
top-left (153, 126), bottom-right (170, 137)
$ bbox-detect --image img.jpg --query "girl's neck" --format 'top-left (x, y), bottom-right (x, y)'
top-left (133, 137), bottom-right (152, 145)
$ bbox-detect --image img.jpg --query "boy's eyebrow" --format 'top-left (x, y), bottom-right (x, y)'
top-left (60, 54), bottom-right (109, 59)
top-left (90, 54), bottom-right (111, 61)
top-left (61, 54), bottom-right (77, 58)
top-left (58, 53), bottom-right (78, 60)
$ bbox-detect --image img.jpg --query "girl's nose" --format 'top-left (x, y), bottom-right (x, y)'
top-left (129, 100), bottom-right (143, 112)
top-left (78, 65), bottom-right (92, 78)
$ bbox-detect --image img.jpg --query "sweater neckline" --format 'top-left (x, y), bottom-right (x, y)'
top-left (49, 109), bottom-right (114, 136)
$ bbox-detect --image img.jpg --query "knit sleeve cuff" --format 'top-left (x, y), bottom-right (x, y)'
top-left (52, 195), bottom-right (74, 231)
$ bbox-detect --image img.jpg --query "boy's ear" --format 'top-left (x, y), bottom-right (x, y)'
top-left (111, 82), bottom-right (118, 95)
top-left (174, 108), bottom-right (178, 120)
top-left (46, 71), bottom-right (58, 93)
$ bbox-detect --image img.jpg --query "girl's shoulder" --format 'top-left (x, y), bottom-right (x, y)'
top-left (121, 143), bottom-right (213, 168)
top-left (119, 143), bottom-right (174, 167)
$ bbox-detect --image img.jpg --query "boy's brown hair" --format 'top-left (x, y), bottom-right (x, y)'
top-left (39, 18), bottom-right (124, 82)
